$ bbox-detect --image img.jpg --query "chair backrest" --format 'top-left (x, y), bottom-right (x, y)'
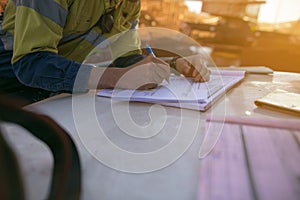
top-left (0, 97), bottom-right (81, 200)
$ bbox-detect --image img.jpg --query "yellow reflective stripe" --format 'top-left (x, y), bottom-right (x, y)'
top-left (60, 31), bottom-right (107, 47)
top-left (79, 29), bottom-right (107, 46)
top-left (12, 6), bottom-right (63, 63)
top-left (14, 0), bottom-right (67, 27)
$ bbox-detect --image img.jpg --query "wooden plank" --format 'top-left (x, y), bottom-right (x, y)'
top-left (242, 126), bottom-right (300, 200)
top-left (198, 123), bottom-right (253, 200)
top-left (269, 129), bottom-right (300, 198)
top-left (293, 130), bottom-right (300, 147)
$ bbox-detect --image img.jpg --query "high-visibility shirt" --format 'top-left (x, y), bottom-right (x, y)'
top-left (0, 0), bottom-right (142, 92)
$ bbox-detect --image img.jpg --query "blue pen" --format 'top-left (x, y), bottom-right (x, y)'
top-left (146, 44), bottom-right (170, 83)
top-left (146, 44), bottom-right (156, 57)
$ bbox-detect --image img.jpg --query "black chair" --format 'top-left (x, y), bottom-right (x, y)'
top-left (0, 97), bottom-right (81, 200)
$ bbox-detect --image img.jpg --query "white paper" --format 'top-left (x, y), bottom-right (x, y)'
top-left (97, 70), bottom-right (245, 111)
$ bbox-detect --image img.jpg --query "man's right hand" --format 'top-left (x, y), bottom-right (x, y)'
top-left (92, 56), bottom-right (170, 90)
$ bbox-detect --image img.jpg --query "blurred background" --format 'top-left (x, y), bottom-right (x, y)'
top-left (1, 0), bottom-right (300, 72)
top-left (139, 0), bottom-right (300, 72)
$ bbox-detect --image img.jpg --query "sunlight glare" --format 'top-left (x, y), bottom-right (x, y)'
top-left (258, 0), bottom-right (300, 23)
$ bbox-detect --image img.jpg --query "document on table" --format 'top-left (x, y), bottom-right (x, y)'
top-left (97, 70), bottom-right (245, 111)
top-left (255, 89), bottom-right (300, 116)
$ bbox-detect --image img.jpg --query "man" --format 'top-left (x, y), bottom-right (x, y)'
top-left (0, 0), bottom-right (210, 105)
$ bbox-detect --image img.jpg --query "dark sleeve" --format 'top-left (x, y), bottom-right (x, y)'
top-left (108, 54), bottom-right (145, 68)
top-left (12, 51), bottom-right (93, 93)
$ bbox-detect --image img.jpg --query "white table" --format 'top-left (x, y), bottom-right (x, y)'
top-left (2, 71), bottom-right (300, 200)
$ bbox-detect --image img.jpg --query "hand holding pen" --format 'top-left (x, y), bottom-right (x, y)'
top-left (95, 45), bottom-right (209, 90)
top-left (146, 44), bottom-right (210, 83)
top-left (146, 44), bottom-right (170, 83)
top-left (96, 55), bottom-right (170, 90)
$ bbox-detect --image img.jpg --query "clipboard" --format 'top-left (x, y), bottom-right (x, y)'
top-left (97, 70), bottom-right (245, 111)
top-left (254, 90), bottom-right (300, 116)
top-left (218, 66), bottom-right (273, 74)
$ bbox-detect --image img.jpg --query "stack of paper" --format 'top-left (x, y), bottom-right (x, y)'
top-left (255, 89), bottom-right (300, 116)
top-left (97, 70), bottom-right (245, 111)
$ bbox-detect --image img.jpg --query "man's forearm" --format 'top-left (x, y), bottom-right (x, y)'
top-left (88, 67), bottom-right (123, 89)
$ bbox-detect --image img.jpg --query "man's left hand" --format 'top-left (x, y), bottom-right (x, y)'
top-left (173, 55), bottom-right (211, 82)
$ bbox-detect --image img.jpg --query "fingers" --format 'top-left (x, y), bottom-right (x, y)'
top-left (147, 56), bottom-right (170, 79)
top-left (176, 55), bottom-right (211, 82)
top-left (137, 83), bottom-right (158, 90)
top-left (192, 67), bottom-right (210, 82)
top-left (191, 58), bottom-right (210, 82)
top-left (136, 56), bottom-right (170, 84)
top-left (147, 56), bottom-right (171, 82)
top-left (135, 55), bottom-right (169, 67)
top-left (175, 58), bottom-right (193, 76)
top-left (113, 56), bottom-right (170, 90)
top-left (151, 63), bottom-right (170, 82)
top-left (147, 55), bottom-right (169, 66)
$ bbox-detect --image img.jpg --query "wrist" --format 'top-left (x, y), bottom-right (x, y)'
top-left (169, 56), bottom-right (180, 70)
top-left (97, 68), bottom-right (122, 89)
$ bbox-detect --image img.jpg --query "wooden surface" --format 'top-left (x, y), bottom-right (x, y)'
top-left (1, 71), bottom-right (300, 200)
top-left (198, 123), bottom-right (300, 200)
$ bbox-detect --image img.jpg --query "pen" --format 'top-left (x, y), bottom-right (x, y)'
top-left (146, 44), bottom-right (156, 57)
top-left (145, 44), bottom-right (169, 83)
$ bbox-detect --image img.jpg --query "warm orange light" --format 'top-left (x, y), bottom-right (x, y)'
top-left (258, 0), bottom-right (300, 23)
top-left (184, 0), bottom-right (202, 14)
top-left (184, 0), bottom-right (300, 24)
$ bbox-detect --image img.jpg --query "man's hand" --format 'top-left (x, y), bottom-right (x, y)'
top-left (173, 55), bottom-right (211, 82)
top-left (94, 56), bottom-right (170, 90)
